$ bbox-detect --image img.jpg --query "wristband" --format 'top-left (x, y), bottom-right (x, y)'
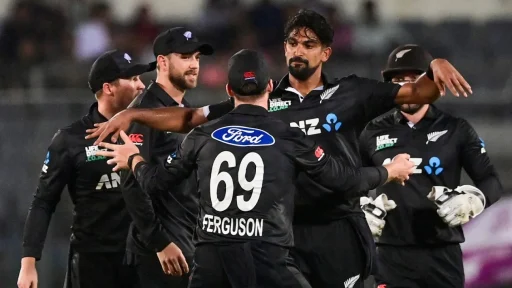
top-left (128, 153), bottom-right (141, 170)
top-left (426, 65), bottom-right (434, 81)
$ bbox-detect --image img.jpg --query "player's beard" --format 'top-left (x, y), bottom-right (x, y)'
top-left (288, 57), bottom-right (319, 81)
top-left (399, 104), bottom-right (424, 114)
top-left (169, 71), bottom-right (197, 91)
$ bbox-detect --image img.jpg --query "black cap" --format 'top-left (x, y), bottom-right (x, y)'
top-left (152, 27), bottom-right (214, 57)
top-left (88, 50), bottom-right (154, 93)
top-left (382, 44), bottom-right (433, 81)
top-left (228, 49), bottom-right (270, 96)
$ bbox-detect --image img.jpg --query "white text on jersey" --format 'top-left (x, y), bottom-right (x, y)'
top-left (202, 214), bottom-right (264, 237)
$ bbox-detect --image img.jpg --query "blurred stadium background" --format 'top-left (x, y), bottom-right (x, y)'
top-left (0, 0), bottom-right (511, 287)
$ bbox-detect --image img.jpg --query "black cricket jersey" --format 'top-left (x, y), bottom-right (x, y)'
top-left (22, 103), bottom-right (132, 260)
top-left (133, 105), bottom-right (388, 247)
top-left (208, 74), bottom-right (401, 223)
top-left (122, 82), bottom-right (198, 257)
top-left (359, 106), bottom-right (503, 246)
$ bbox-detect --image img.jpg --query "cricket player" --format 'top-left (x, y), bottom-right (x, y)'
top-left (18, 50), bottom-right (151, 288)
top-left (359, 44), bottom-right (503, 288)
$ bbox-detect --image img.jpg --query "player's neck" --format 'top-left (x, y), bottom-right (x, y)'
top-left (401, 105), bottom-right (430, 124)
top-left (97, 101), bottom-right (118, 120)
top-left (156, 76), bottom-right (186, 105)
top-left (234, 95), bottom-right (268, 110)
top-left (288, 69), bottom-right (323, 97)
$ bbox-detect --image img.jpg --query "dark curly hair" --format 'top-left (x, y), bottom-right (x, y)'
top-left (284, 9), bottom-right (334, 46)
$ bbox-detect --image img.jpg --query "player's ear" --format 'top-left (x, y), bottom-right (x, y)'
top-left (102, 82), bottom-right (114, 96)
top-left (267, 79), bottom-right (273, 93)
top-left (157, 55), bottom-right (167, 71)
top-left (225, 84), bottom-right (235, 98)
top-left (321, 46), bottom-right (332, 62)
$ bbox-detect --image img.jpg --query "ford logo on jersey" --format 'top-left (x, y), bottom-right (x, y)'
top-left (211, 126), bottom-right (275, 147)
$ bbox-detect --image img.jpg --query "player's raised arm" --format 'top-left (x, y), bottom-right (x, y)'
top-left (96, 131), bottom-right (198, 196)
top-left (395, 59), bottom-right (472, 104)
top-left (355, 46), bottom-right (473, 124)
top-left (132, 132), bottom-right (199, 195)
top-left (87, 100), bottom-right (234, 145)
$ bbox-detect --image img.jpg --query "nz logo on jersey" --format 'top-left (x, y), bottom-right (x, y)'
top-left (290, 113), bottom-right (342, 136)
top-left (382, 156), bottom-right (444, 175)
top-left (211, 126), bottom-right (275, 147)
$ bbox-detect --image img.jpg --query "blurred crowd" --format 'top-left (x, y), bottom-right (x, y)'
top-left (0, 0), bottom-right (415, 91)
top-left (2, 1), bottom-right (512, 93)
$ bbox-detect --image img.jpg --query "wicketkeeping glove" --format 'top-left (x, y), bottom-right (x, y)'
top-left (427, 185), bottom-right (485, 227)
top-left (360, 194), bottom-right (397, 238)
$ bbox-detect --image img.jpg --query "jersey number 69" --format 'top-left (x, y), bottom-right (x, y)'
top-left (210, 151), bottom-right (264, 212)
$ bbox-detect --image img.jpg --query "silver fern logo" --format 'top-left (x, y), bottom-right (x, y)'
top-left (395, 49), bottom-right (412, 61)
top-left (319, 84), bottom-right (339, 103)
top-left (344, 274), bottom-right (360, 288)
top-left (426, 130), bottom-right (448, 144)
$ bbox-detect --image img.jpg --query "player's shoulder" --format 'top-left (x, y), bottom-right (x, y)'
top-left (365, 109), bottom-right (397, 130)
top-left (128, 87), bottom-right (162, 109)
top-left (331, 73), bottom-right (377, 86)
top-left (430, 106), bottom-right (469, 127)
top-left (47, 126), bottom-right (73, 151)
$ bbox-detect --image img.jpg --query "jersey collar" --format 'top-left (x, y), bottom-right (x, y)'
top-left (230, 104), bottom-right (268, 116)
top-left (274, 72), bottom-right (335, 92)
top-left (88, 102), bottom-right (108, 123)
top-left (147, 81), bottom-right (190, 107)
top-left (393, 105), bottom-right (441, 126)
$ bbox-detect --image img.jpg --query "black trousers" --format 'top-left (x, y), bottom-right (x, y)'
top-left (290, 215), bottom-right (375, 288)
top-left (189, 242), bottom-right (312, 288)
top-left (130, 252), bottom-right (191, 288)
top-left (374, 244), bottom-right (464, 288)
top-left (64, 251), bottom-right (139, 288)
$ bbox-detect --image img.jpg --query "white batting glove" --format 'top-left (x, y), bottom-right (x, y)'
top-left (427, 185), bottom-right (485, 227)
top-left (360, 194), bottom-right (397, 238)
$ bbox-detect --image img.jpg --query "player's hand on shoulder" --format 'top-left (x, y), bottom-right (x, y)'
top-left (360, 194), bottom-right (397, 238)
top-left (85, 109), bottom-right (135, 145)
top-left (383, 153), bottom-right (415, 185)
top-left (427, 185), bottom-right (485, 227)
top-left (157, 242), bottom-right (189, 276)
top-left (96, 131), bottom-right (140, 171)
top-left (18, 258), bottom-right (38, 288)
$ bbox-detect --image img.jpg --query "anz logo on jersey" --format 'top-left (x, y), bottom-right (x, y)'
top-left (290, 113), bottom-right (342, 135)
top-left (382, 156), bottom-right (444, 175)
top-left (211, 126), bottom-right (275, 147)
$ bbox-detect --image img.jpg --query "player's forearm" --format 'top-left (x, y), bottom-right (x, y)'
top-left (130, 107), bottom-right (205, 133)
top-left (120, 184), bottom-right (173, 252)
top-left (133, 160), bottom-right (171, 196)
top-left (475, 173), bottom-right (503, 208)
top-left (311, 157), bottom-right (387, 197)
top-left (22, 198), bottom-right (55, 260)
top-left (395, 72), bottom-right (440, 105)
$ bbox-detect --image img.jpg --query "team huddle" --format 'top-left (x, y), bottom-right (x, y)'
top-left (18, 9), bottom-right (502, 288)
